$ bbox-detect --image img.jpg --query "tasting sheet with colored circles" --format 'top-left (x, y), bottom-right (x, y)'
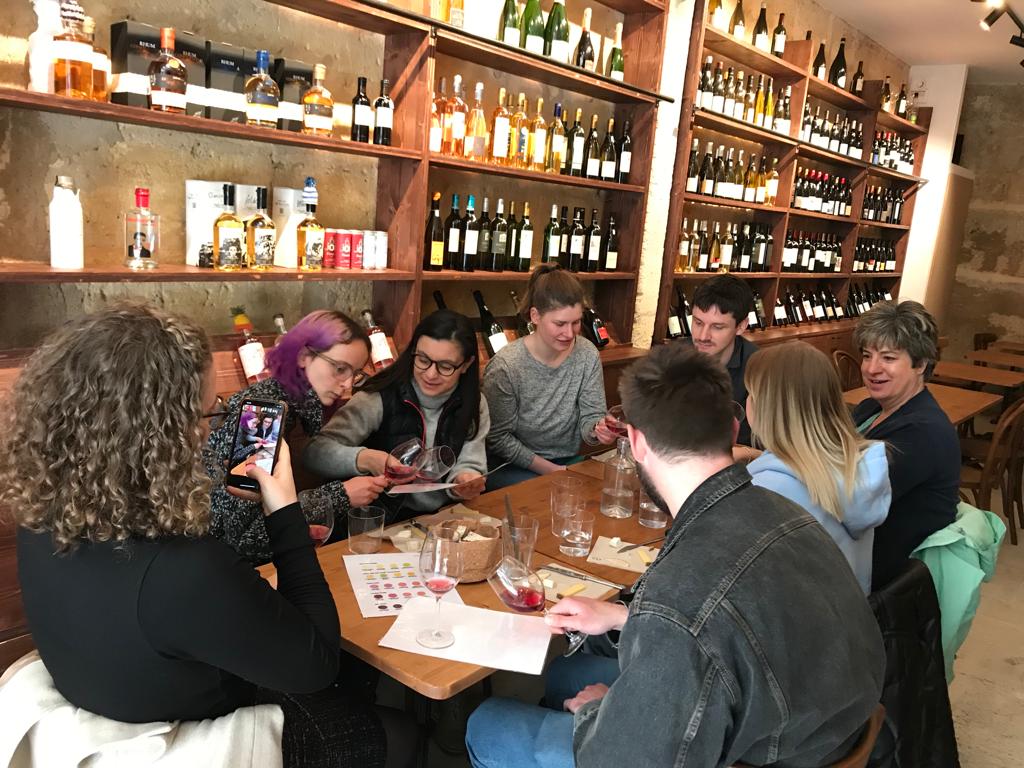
top-left (343, 553), bottom-right (464, 618)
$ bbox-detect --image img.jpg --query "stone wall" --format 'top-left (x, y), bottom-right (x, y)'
top-left (945, 83), bottom-right (1024, 357)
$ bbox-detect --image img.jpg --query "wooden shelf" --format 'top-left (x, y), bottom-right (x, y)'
top-left (788, 208), bottom-right (857, 225)
top-left (429, 154), bottom-right (645, 194)
top-left (806, 76), bottom-right (872, 112)
top-left (422, 269), bottom-right (636, 281)
top-left (796, 143), bottom-right (867, 172)
top-left (778, 271), bottom-right (849, 279)
top-left (682, 192), bottom-right (786, 215)
top-left (745, 317), bottom-right (860, 342)
top-left (692, 108), bottom-right (797, 147)
top-left (850, 271), bottom-right (902, 278)
top-left (864, 164), bottom-right (925, 185)
top-left (0, 262), bottom-right (417, 284)
top-left (701, 27), bottom-right (807, 80)
top-left (266, 0), bottom-right (431, 35)
top-left (434, 29), bottom-right (666, 105)
top-left (672, 271), bottom-right (777, 279)
top-left (858, 220), bottom-right (910, 231)
top-left (875, 109), bottom-right (928, 136)
top-left (0, 87), bottom-right (423, 161)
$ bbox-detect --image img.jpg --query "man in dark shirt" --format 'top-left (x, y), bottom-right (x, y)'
top-left (681, 274), bottom-right (758, 445)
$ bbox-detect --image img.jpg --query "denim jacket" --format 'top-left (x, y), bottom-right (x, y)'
top-left (572, 464), bottom-right (885, 767)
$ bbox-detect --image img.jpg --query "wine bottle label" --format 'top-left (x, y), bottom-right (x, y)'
top-left (743, 186), bottom-right (755, 203)
top-left (773, 33), bottom-right (786, 54)
top-left (550, 40), bottom-right (571, 64)
top-left (701, 178), bottom-right (714, 195)
top-left (884, 291), bottom-right (893, 301)
top-left (836, 75), bottom-right (847, 89)
top-left (720, 244), bottom-right (733, 267)
top-left (488, 330), bottom-right (510, 355)
top-left (304, 111), bottom-right (334, 131)
top-left (755, 186), bottom-right (767, 204)
top-left (149, 87), bottom-right (187, 110)
top-left (246, 102), bottom-right (279, 124)
top-left (503, 29), bottom-right (520, 46)
top-left (601, 160), bottom-right (616, 179)
top-left (464, 230), bottom-right (479, 255)
top-left (238, 340), bottom-right (267, 381)
top-left (668, 316), bottom-right (682, 336)
top-left (451, 111), bottom-right (466, 140)
top-left (429, 125), bottom-right (442, 152)
top-left (253, 230), bottom-right (276, 267)
top-left (525, 35), bottom-right (545, 54)
top-left (814, 66), bottom-right (825, 79)
top-left (571, 137), bottom-right (585, 169)
top-left (491, 117), bottom-right (511, 158)
top-left (354, 103), bottom-right (374, 127)
top-left (686, 176), bottom-right (699, 193)
top-left (813, 305), bottom-right (825, 320)
top-left (836, 305), bottom-right (845, 318)
top-left (559, 233), bottom-right (567, 253)
top-left (532, 129), bottom-right (548, 163)
top-left (479, 229), bottom-right (491, 256)
top-left (711, 95), bottom-right (725, 113)
top-left (783, 247), bottom-right (797, 267)
top-left (698, 251), bottom-right (709, 270)
top-left (570, 234), bottom-right (584, 255)
top-left (519, 230), bottom-right (533, 260)
top-left (712, 8), bottom-right (728, 29)
top-left (747, 310), bottom-right (758, 327)
top-left (369, 331), bottom-right (392, 366)
top-left (494, 232), bottom-right (507, 254)
top-left (733, 103), bottom-right (745, 120)
top-left (588, 235), bottom-right (601, 259)
top-left (217, 226), bottom-right (245, 268)
top-left (586, 158), bottom-right (600, 177)
top-left (430, 241), bottom-right (444, 266)
top-left (766, 179), bottom-right (779, 200)
top-left (448, 6), bottom-right (464, 27)
top-left (724, 97), bottom-right (735, 115)
top-left (551, 134), bottom-right (566, 161)
top-left (547, 236), bottom-right (560, 260)
top-left (605, 250), bottom-right (618, 269)
top-left (774, 305), bottom-right (787, 321)
top-left (447, 228), bottom-right (460, 251)
top-left (584, 59), bottom-right (597, 73)
top-left (740, 252), bottom-right (751, 270)
top-left (619, 151), bottom-right (631, 173)
top-left (302, 229), bottom-right (325, 268)
top-left (700, 91), bottom-right (715, 110)
top-left (376, 106), bottom-right (393, 129)
top-left (755, 33), bottom-right (770, 51)
top-left (609, 68), bottom-right (624, 82)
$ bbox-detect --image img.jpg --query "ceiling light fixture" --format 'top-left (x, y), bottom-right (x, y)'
top-left (980, 8), bottom-right (1006, 29)
top-left (1013, 32), bottom-right (1024, 46)
top-left (987, 0), bottom-right (1006, 8)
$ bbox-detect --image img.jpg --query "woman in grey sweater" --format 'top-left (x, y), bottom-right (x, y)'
top-left (483, 265), bottom-right (617, 490)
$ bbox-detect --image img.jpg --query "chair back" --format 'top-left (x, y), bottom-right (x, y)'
top-left (978, 397), bottom-right (1024, 508)
top-left (832, 350), bottom-right (862, 391)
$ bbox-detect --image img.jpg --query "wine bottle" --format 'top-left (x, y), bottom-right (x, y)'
top-left (676, 287), bottom-right (693, 337)
top-left (729, 0), bottom-right (746, 39)
top-left (710, 0), bottom-right (728, 31)
top-left (424, 192), bottom-right (444, 271)
top-left (544, 0), bottom-right (571, 64)
top-left (351, 76), bottom-right (372, 142)
top-left (456, 194), bottom-right (479, 272)
top-left (528, 97), bottom-right (548, 171)
top-left (516, 202), bottom-right (533, 272)
top-left (812, 40), bottom-right (827, 80)
top-left (478, 197), bottom-right (492, 263)
top-left (698, 56), bottom-right (714, 110)
top-left (473, 290), bottom-right (510, 357)
top-left (507, 201), bottom-right (520, 269)
top-left (543, 204), bottom-right (561, 265)
top-left (546, 102), bottom-right (568, 173)
top-left (361, 310), bottom-right (395, 370)
top-left (509, 289), bottom-right (534, 336)
top-left (617, 120), bottom-right (632, 184)
top-left (685, 138), bottom-right (701, 193)
top-left (489, 86), bottom-right (511, 165)
top-left (851, 60), bottom-right (865, 94)
top-left (430, 78), bottom-right (446, 153)
top-left (583, 114), bottom-right (601, 179)
top-left (599, 118), bottom-right (618, 181)
top-left (558, 205), bottom-right (570, 264)
top-left (443, 193), bottom-right (461, 270)
top-left (828, 37), bottom-right (847, 89)
top-left (606, 22), bottom-right (625, 81)
top-left (574, 8), bottom-right (597, 72)
top-left (584, 209), bottom-right (601, 273)
top-left (582, 307), bottom-right (610, 348)
top-left (509, 92), bottom-right (530, 168)
top-left (373, 78), bottom-right (394, 145)
top-left (566, 107), bottom-right (586, 177)
top-left (771, 13), bottom-right (787, 57)
top-left (443, 74), bottom-right (468, 155)
top-left (601, 214), bottom-right (619, 271)
top-left (752, 2), bottom-right (770, 51)
top-left (489, 198), bottom-right (509, 272)
top-left (880, 76), bottom-right (892, 113)
top-left (895, 83), bottom-right (908, 118)
top-left (464, 81), bottom-right (488, 160)
top-left (434, 290), bottom-right (447, 310)
top-left (519, 0), bottom-right (545, 54)
top-left (499, 0), bottom-right (520, 46)
top-left (568, 207), bottom-right (586, 271)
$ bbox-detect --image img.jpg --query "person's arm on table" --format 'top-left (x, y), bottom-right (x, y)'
top-left (578, 352), bottom-right (612, 446)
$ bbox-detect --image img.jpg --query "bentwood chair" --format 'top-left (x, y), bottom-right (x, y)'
top-left (960, 396), bottom-right (1024, 545)
top-left (832, 350), bottom-right (862, 391)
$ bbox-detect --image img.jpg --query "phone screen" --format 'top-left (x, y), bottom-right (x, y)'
top-left (228, 401), bottom-right (285, 483)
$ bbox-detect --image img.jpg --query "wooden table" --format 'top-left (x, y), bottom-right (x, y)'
top-left (843, 384), bottom-right (1003, 427)
top-left (966, 349), bottom-right (1024, 370)
top-left (932, 361), bottom-right (1024, 389)
top-left (989, 341), bottom-right (1024, 354)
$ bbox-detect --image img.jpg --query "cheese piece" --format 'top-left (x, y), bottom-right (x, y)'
top-left (463, 531), bottom-right (488, 542)
top-left (537, 570), bottom-right (550, 579)
top-left (637, 548), bottom-right (653, 565)
top-left (542, 578), bottom-right (555, 589)
top-left (609, 536), bottom-right (622, 547)
top-left (394, 529), bottom-right (412, 540)
top-left (561, 583), bottom-right (586, 597)
top-left (479, 516), bottom-right (499, 527)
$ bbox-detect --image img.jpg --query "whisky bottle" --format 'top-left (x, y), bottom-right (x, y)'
top-left (125, 187), bottom-right (159, 270)
top-left (213, 184), bottom-right (245, 271)
top-left (302, 64), bottom-right (334, 136)
top-left (373, 78), bottom-right (394, 146)
top-left (52, 0), bottom-right (93, 100)
top-left (83, 16), bottom-right (109, 102)
top-left (245, 49), bottom-right (280, 128)
top-left (351, 76), bottom-right (372, 143)
top-left (246, 186), bottom-right (276, 270)
top-left (148, 28), bottom-right (187, 113)
top-left (297, 177), bottom-right (325, 271)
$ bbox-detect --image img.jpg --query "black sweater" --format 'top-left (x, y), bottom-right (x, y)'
top-left (17, 503), bottom-right (339, 724)
top-left (852, 388), bottom-right (960, 591)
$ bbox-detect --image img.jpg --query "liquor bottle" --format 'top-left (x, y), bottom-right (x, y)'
top-left (583, 209), bottom-right (601, 272)
top-left (752, 3), bottom-right (770, 51)
top-left (850, 60), bottom-right (865, 95)
top-left (443, 74), bottom-right (468, 154)
top-left (772, 13), bottom-right (787, 57)
top-left (448, 0), bottom-right (465, 27)
top-left (617, 120), bottom-right (632, 184)
top-left (582, 307), bottom-right (610, 348)
top-left (729, 0), bottom-right (746, 39)
top-left (895, 83), bottom-right (909, 118)
top-left (473, 290), bottom-right (510, 357)
top-left (351, 76), bottom-right (372, 142)
top-left (507, 202), bottom-right (520, 268)
top-left (601, 214), bottom-right (619, 271)
top-left (430, 78), bottom-right (446, 153)
top-left (148, 27), bottom-right (187, 113)
top-left (246, 186), bottom-right (276, 270)
top-left (213, 184), bottom-right (245, 271)
top-left (606, 22), bottom-right (625, 81)
top-left (489, 198), bottom-right (509, 272)
top-left (509, 93), bottom-right (530, 168)
top-left (458, 194), bottom-right (480, 272)
top-left (599, 118), bottom-right (618, 181)
top-left (509, 289), bottom-right (535, 336)
top-left (478, 197), bottom-right (493, 264)
top-left (543, 205), bottom-right (561, 265)
top-left (546, 102), bottom-right (567, 173)
top-left (296, 178), bottom-right (325, 271)
top-left (233, 308), bottom-right (270, 384)
top-left (245, 49), bottom-right (279, 128)
top-left (83, 16), bottom-right (109, 102)
top-left (53, 0), bottom-right (93, 100)
top-left (575, 8), bottom-right (597, 72)
top-left (499, 0), bottom-right (520, 46)
top-left (544, 0), bottom-right (571, 63)
top-left (302, 64), bottom-right (334, 136)
top-left (516, 202), bottom-right (534, 272)
top-left (880, 76), bottom-right (892, 113)
top-left (528, 97), bottom-right (548, 171)
top-left (583, 114), bottom-right (601, 179)
top-left (490, 86), bottom-right (511, 165)
top-left (566, 107), bottom-right (586, 176)
top-left (443, 194), bottom-right (461, 270)
top-left (361, 310), bottom-right (395, 370)
top-left (568, 207), bottom-right (586, 271)
top-left (124, 186), bottom-right (159, 270)
top-left (685, 139), bottom-right (701, 193)
top-left (424, 192), bottom-right (445, 271)
top-left (828, 37), bottom-right (847, 89)
top-left (812, 40), bottom-right (827, 80)
top-left (464, 81), bottom-right (488, 159)
top-left (519, 0), bottom-right (545, 54)
top-left (373, 79), bottom-right (394, 146)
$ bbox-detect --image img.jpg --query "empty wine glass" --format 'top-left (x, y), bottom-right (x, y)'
top-left (308, 505), bottom-right (334, 548)
top-left (417, 445), bottom-right (456, 482)
top-left (385, 437), bottom-right (425, 486)
top-left (487, 555), bottom-right (587, 657)
top-left (417, 527), bottom-right (464, 649)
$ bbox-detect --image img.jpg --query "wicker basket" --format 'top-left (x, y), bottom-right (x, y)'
top-left (436, 519), bottom-right (501, 583)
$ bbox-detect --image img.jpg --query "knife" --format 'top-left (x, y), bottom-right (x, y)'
top-left (542, 564), bottom-right (625, 592)
top-left (617, 536), bottom-right (665, 553)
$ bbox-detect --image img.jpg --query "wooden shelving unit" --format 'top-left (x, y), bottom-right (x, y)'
top-left (0, 262), bottom-right (417, 284)
top-left (654, 1), bottom-right (932, 356)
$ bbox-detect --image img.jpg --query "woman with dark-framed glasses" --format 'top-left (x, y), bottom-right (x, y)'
top-left (305, 310), bottom-right (489, 522)
top-left (205, 310), bottom-right (389, 564)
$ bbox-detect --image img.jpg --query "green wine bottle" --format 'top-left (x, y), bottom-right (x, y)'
top-left (606, 22), bottom-right (625, 81)
top-left (499, 0), bottom-right (520, 47)
top-left (544, 0), bottom-right (571, 64)
top-left (519, 0), bottom-right (545, 54)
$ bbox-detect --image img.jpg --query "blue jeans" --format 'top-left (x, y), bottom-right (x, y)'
top-left (486, 457), bottom-right (582, 493)
top-left (465, 653), bottom-right (620, 768)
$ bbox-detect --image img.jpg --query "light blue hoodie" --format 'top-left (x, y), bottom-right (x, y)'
top-left (748, 442), bottom-right (891, 593)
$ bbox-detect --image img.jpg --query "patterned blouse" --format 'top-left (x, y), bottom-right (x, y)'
top-left (204, 377), bottom-right (351, 564)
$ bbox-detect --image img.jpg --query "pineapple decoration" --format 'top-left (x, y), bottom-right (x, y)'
top-left (231, 305), bottom-right (254, 336)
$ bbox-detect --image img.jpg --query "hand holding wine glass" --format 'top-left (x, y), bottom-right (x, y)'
top-left (593, 405), bottom-right (627, 445)
top-left (385, 437), bottom-right (426, 486)
top-left (417, 445), bottom-right (456, 482)
top-left (417, 527), bottom-right (464, 649)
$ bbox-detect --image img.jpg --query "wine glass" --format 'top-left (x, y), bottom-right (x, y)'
top-left (487, 555), bottom-right (587, 657)
top-left (606, 405), bottom-right (628, 438)
top-left (385, 437), bottom-right (425, 486)
top-left (417, 445), bottom-right (456, 482)
top-left (308, 505), bottom-right (335, 548)
top-left (417, 527), bottom-right (464, 649)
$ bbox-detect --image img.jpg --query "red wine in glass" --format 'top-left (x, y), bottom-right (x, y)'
top-left (608, 421), bottom-right (628, 437)
top-left (308, 524), bottom-right (332, 547)
top-left (498, 585), bottom-right (546, 613)
top-left (425, 575), bottom-right (458, 596)
top-left (385, 463), bottom-right (420, 484)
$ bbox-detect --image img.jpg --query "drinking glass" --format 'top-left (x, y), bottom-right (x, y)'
top-left (385, 437), bottom-right (425, 486)
top-left (487, 555), bottom-right (587, 656)
top-left (732, 401), bottom-right (746, 424)
top-left (417, 527), bottom-right (464, 649)
top-left (638, 491), bottom-right (669, 529)
top-left (417, 445), bottom-right (456, 482)
top-left (606, 405), bottom-right (628, 438)
top-left (348, 506), bottom-right (386, 553)
top-left (558, 508), bottom-right (595, 558)
top-left (550, 475), bottom-right (584, 535)
top-left (308, 505), bottom-right (334, 548)
top-left (502, 514), bottom-right (540, 564)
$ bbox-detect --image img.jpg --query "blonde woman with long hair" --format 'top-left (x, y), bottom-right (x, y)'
top-left (744, 341), bottom-right (891, 593)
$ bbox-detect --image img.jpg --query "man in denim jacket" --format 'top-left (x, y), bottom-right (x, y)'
top-left (467, 345), bottom-right (885, 767)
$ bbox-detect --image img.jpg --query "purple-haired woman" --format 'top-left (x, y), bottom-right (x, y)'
top-left (205, 310), bottom-right (388, 564)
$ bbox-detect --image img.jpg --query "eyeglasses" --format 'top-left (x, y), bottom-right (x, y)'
top-left (310, 348), bottom-right (369, 387)
top-left (203, 396), bottom-right (229, 431)
top-left (413, 352), bottom-right (462, 377)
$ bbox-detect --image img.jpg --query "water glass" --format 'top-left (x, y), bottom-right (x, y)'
top-left (550, 475), bottom-right (584, 535)
top-left (348, 506), bottom-right (386, 554)
top-left (503, 514), bottom-right (540, 564)
top-left (638, 491), bottom-right (669, 529)
top-left (558, 508), bottom-right (595, 558)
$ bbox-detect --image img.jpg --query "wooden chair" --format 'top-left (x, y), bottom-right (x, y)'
top-left (735, 704), bottom-right (885, 768)
top-left (974, 332), bottom-right (998, 351)
top-left (960, 397), bottom-right (1024, 545)
top-left (832, 350), bottom-right (862, 391)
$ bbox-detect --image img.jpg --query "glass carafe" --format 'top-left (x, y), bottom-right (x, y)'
top-left (600, 437), bottom-right (636, 519)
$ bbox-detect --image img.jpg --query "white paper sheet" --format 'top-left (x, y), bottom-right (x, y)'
top-left (378, 597), bottom-right (552, 675)
top-left (343, 553), bottom-right (464, 618)
top-left (385, 462), bottom-right (512, 495)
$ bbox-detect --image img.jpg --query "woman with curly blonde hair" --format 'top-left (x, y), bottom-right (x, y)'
top-left (1, 304), bottom-right (409, 768)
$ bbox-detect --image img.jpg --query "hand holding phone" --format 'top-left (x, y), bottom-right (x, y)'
top-left (244, 439), bottom-right (298, 516)
top-left (226, 399), bottom-right (287, 493)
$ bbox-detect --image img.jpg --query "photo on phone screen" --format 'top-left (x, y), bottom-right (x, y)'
top-left (227, 400), bottom-right (286, 489)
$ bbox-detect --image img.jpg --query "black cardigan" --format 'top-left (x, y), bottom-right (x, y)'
top-left (852, 388), bottom-right (960, 591)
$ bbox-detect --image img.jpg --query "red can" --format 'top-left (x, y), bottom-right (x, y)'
top-left (323, 229), bottom-right (339, 269)
top-left (336, 230), bottom-right (352, 269)
top-left (350, 230), bottom-right (364, 269)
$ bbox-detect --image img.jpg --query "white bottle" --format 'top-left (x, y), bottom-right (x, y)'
top-left (28, 0), bottom-right (62, 93)
top-left (50, 175), bottom-right (84, 269)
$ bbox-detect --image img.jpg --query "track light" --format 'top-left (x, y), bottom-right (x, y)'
top-left (987, 0), bottom-right (1006, 8)
top-left (1013, 32), bottom-right (1024, 46)
top-left (980, 8), bottom-right (1006, 29)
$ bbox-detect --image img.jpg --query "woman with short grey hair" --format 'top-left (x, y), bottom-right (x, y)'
top-left (851, 300), bottom-right (959, 590)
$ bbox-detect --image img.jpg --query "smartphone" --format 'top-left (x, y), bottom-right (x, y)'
top-left (225, 398), bottom-right (288, 493)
